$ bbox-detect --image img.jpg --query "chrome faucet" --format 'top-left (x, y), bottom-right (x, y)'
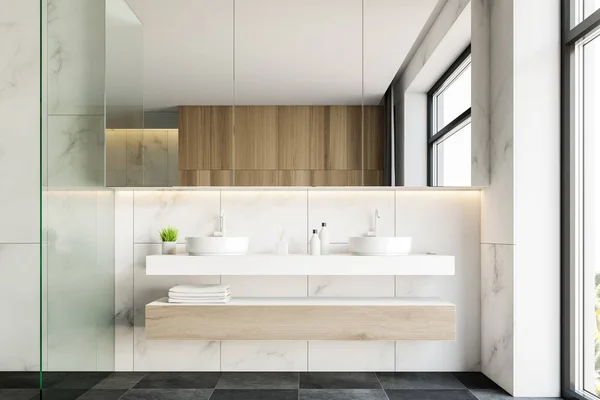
top-left (215, 209), bottom-right (226, 237)
top-left (367, 209), bottom-right (381, 237)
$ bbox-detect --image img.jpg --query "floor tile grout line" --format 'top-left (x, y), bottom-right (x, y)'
top-left (213, 372), bottom-right (224, 392)
top-left (374, 373), bottom-right (391, 400)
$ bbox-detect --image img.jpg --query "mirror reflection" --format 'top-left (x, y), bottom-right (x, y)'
top-left (105, 0), bottom-right (486, 187)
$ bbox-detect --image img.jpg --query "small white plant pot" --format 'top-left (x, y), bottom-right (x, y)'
top-left (162, 241), bottom-right (177, 255)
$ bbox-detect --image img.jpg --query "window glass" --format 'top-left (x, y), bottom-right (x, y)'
top-left (582, 32), bottom-right (600, 397)
top-left (434, 62), bottom-right (471, 132)
top-left (434, 121), bottom-right (471, 186)
top-left (585, 0), bottom-right (600, 19)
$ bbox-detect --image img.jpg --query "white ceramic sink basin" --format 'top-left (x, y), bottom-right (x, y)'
top-left (186, 237), bottom-right (249, 256)
top-left (349, 237), bottom-right (412, 256)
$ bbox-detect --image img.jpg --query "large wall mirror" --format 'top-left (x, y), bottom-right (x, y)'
top-left (105, 0), bottom-right (489, 187)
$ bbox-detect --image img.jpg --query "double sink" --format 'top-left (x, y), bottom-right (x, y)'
top-left (185, 236), bottom-right (412, 256)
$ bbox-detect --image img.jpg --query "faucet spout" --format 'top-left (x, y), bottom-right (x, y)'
top-left (214, 209), bottom-right (226, 237)
top-left (374, 209), bottom-right (381, 237)
top-left (220, 209), bottom-right (225, 235)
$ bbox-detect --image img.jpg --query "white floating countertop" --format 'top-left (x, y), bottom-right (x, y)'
top-left (148, 296), bottom-right (454, 307)
top-left (145, 253), bottom-right (454, 276)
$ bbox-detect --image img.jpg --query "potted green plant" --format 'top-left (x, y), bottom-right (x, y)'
top-left (159, 226), bottom-right (179, 255)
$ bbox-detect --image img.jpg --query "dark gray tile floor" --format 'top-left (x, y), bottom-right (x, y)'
top-left (0, 372), bottom-right (565, 399)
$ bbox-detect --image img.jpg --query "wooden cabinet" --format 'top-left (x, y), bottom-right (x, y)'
top-left (178, 105), bottom-right (384, 186)
top-left (235, 106), bottom-right (278, 170)
top-left (146, 297), bottom-right (456, 341)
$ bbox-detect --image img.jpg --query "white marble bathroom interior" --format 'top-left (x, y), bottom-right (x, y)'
top-left (0, 0), bottom-right (563, 398)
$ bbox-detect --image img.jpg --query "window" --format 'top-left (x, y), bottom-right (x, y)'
top-left (582, 28), bottom-right (600, 398)
top-left (563, 0), bottom-right (600, 399)
top-left (585, 0), bottom-right (600, 20)
top-left (427, 45), bottom-right (471, 186)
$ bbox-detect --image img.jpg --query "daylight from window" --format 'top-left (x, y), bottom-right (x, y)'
top-left (583, 30), bottom-right (600, 398)
top-left (435, 64), bottom-right (471, 131)
top-left (431, 58), bottom-right (471, 186)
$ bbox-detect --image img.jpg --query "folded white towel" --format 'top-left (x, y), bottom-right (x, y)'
top-left (168, 291), bottom-right (230, 299)
top-left (168, 296), bottom-right (231, 304)
top-left (169, 293), bottom-right (230, 301)
top-left (169, 284), bottom-right (230, 295)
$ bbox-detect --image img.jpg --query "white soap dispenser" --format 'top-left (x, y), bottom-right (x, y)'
top-left (310, 229), bottom-right (321, 255)
top-left (319, 222), bottom-right (330, 255)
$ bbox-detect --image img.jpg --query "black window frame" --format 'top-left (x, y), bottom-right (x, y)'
top-left (426, 44), bottom-right (472, 186)
top-left (561, 2), bottom-right (600, 400)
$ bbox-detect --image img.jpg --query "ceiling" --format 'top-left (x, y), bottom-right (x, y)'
top-left (125, 0), bottom-right (439, 109)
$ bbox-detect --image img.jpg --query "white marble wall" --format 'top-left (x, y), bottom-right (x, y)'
top-left (481, 0), bottom-right (561, 396)
top-left (512, 0), bottom-right (560, 396)
top-left (114, 189), bottom-right (481, 372)
top-left (480, 0), bottom-right (515, 393)
top-left (470, 0), bottom-right (490, 187)
top-left (481, 243), bottom-right (513, 392)
top-left (0, 0), bottom-right (42, 371)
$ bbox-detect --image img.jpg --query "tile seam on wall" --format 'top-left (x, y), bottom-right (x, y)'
top-left (132, 190), bottom-right (136, 372)
top-left (219, 190), bottom-right (222, 285)
top-left (0, 242), bottom-right (41, 244)
top-left (306, 188), bottom-right (310, 303)
top-left (49, 113), bottom-right (105, 117)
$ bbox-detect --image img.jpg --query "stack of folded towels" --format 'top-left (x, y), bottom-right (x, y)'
top-left (168, 284), bottom-right (231, 304)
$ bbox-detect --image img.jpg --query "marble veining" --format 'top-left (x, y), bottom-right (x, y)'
top-left (481, 0), bottom-right (514, 245)
top-left (47, 116), bottom-right (104, 187)
top-left (106, 129), bottom-right (127, 187)
top-left (481, 244), bottom-right (514, 394)
top-left (470, 0), bottom-right (491, 187)
top-left (221, 191), bottom-right (307, 254)
top-left (221, 342), bottom-right (308, 372)
top-left (143, 130), bottom-right (169, 187)
top-left (47, 0), bottom-right (106, 115)
top-left (308, 342), bottom-right (394, 372)
top-left (479, 2), bottom-right (516, 391)
top-left (133, 191), bottom-right (220, 243)
top-left (308, 276), bottom-right (395, 298)
top-left (400, 0), bottom-right (471, 90)
top-left (126, 130), bottom-right (144, 187)
top-left (107, 129), bottom-right (179, 187)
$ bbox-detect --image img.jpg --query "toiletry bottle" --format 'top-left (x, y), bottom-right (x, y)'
top-left (319, 222), bottom-right (330, 255)
top-left (310, 229), bottom-right (321, 255)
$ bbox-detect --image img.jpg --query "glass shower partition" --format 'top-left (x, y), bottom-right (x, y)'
top-left (41, 0), bottom-right (143, 383)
